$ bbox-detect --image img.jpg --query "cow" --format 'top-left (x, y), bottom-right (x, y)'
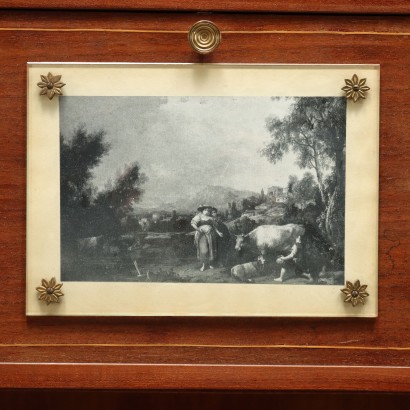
top-left (231, 255), bottom-right (266, 283)
top-left (234, 224), bottom-right (305, 258)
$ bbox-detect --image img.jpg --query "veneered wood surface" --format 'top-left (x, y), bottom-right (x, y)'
top-left (0, 10), bottom-right (409, 390)
top-left (1, 364), bottom-right (410, 391)
top-left (1, 0), bottom-right (410, 14)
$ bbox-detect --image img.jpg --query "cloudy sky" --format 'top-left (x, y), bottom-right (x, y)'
top-left (60, 96), bottom-right (306, 207)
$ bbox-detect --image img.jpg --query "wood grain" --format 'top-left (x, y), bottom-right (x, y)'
top-left (0, 344), bottom-right (409, 367)
top-left (0, 0), bottom-right (410, 14)
top-left (1, 11), bottom-right (410, 34)
top-left (0, 10), bottom-right (409, 390)
top-left (1, 363), bottom-right (410, 391)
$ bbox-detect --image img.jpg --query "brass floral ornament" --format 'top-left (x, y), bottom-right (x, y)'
top-left (341, 280), bottom-right (369, 307)
top-left (342, 74), bottom-right (370, 102)
top-left (37, 73), bottom-right (66, 100)
top-left (36, 277), bottom-right (64, 305)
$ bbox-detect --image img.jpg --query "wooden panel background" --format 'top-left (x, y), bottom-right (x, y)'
top-left (0, 10), bottom-right (409, 391)
top-left (0, 1), bottom-right (410, 14)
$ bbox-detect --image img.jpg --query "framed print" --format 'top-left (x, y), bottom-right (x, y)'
top-left (26, 63), bottom-right (379, 316)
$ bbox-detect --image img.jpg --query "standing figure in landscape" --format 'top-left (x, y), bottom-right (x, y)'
top-left (191, 205), bottom-right (223, 271)
top-left (274, 236), bottom-right (312, 282)
top-left (211, 208), bottom-right (231, 267)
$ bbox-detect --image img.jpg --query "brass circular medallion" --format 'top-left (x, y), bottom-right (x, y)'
top-left (188, 21), bottom-right (221, 54)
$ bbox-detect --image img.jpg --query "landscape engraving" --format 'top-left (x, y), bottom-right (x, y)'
top-left (60, 96), bottom-right (346, 285)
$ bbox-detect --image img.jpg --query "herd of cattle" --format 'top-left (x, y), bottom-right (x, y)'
top-left (75, 223), bottom-right (340, 284)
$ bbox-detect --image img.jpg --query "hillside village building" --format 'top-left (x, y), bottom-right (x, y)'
top-left (267, 186), bottom-right (288, 203)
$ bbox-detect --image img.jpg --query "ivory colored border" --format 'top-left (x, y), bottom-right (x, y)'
top-left (26, 64), bottom-right (379, 316)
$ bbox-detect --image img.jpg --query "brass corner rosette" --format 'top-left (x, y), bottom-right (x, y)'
top-left (188, 20), bottom-right (221, 54)
top-left (342, 74), bottom-right (370, 102)
top-left (36, 277), bottom-right (64, 305)
top-left (37, 72), bottom-right (66, 100)
top-left (341, 280), bottom-right (369, 307)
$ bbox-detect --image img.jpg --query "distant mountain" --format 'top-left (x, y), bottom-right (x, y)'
top-left (174, 185), bottom-right (258, 212)
top-left (134, 185), bottom-right (259, 214)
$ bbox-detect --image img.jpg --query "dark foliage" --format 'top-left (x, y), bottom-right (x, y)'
top-left (60, 127), bottom-right (110, 211)
top-left (96, 163), bottom-right (147, 218)
top-left (60, 126), bottom-right (146, 243)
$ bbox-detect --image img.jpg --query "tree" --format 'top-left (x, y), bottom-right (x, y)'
top-left (60, 126), bottom-right (146, 241)
top-left (287, 172), bottom-right (320, 210)
top-left (285, 173), bottom-right (322, 225)
top-left (60, 127), bottom-right (110, 211)
top-left (260, 188), bottom-right (266, 203)
top-left (96, 162), bottom-right (147, 218)
top-left (60, 127), bottom-right (110, 241)
top-left (228, 201), bottom-right (240, 219)
top-left (93, 163), bottom-right (147, 236)
top-left (261, 97), bottom-right (346, 255)
top-left (242, 198), bottom-right (251, 211)
top-left (262, 98), bottom-right (345, 206)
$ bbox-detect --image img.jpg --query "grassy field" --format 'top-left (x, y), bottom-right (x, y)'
top-left (61, 232), bottom-right (340, 285)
